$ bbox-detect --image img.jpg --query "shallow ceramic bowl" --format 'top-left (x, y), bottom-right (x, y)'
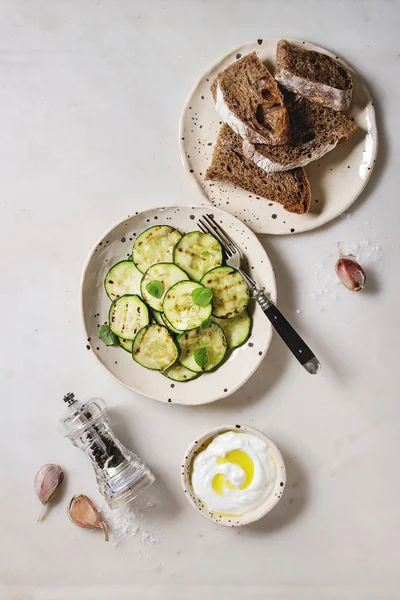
top-left (181, 424), bottom-right (286, 526)
top-left (179, 37), bottom-right (378, 235)
top-left (81, 205), bottom-right (277, 405)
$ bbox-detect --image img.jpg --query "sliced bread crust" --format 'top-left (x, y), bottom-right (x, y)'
top-left (275, 40), bottom-right (353, 112)
top-left (211, 52), bottom-right (290, 145)
top-left (242, 97), bottom-right (357, 173)
top-left (205, 124), bottom-right (311, 214)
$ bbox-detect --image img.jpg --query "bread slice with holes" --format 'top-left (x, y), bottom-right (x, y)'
top-left (275, 40), bottom-right (353, 111)
top-left (210, 52), bottom-right (290, 145)
top-left (242, 96), bottom-right (357, 172)
top-left (205, 124), bottom-right (311, 214)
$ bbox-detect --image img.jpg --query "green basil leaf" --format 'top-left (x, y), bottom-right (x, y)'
top-left (194, 347), bottom-right (208, 368)
top-left (99, 324), bottom-right (119, 346)
top-left (200, 318), bottom-right (211, 329)
top-left (176, 332), bottom-right (185, 341)
top-left (146, 280), bottom-right (163, 298)
top-left (191, 287), bottom-right (213, 307)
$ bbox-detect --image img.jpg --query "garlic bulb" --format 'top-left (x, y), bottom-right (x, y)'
top-left (68, 495), bottom-right (109, 542)
top-left (34, 464), bottom-right (64, 522)
top-left (335, 243), bottom-right (366, 292)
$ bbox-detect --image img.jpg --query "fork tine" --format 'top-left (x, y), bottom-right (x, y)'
top-left (205, 214), bottom-right (242, 255)
top-left (198, 217), bottom-right (228, 250)
top-left (198, 217), bottom-right (215, 238)
top-left (202, 214), bottom-right (238, 255)
top-left (198, 217), bottom-right (232, 257)
top-left (198, 221), bottom-right (209, 235)
top-left (198, 217), bottom-right (213, 236)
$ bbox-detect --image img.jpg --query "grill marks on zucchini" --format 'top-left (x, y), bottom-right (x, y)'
top-left (104, 260), bottom-right (143, 301)
top-left (212, 310), bottom-right (252, 349)
top-left (177, 322), bottom-right (227, 372)
top-left (132, 324), bottom-right (179, 371)
top-left (109, 295), bottom-right (149, 340)
top-left (133, 225), bottom-right (182, 273)
top-left (119, 338), bottom-right (133, 352)
top-left (163, 281), bottom-right (212, 331)
top-left (141, 263), bottom-right (189, 311)
top-left (201, 266), bottom-right (250, 318)
top-left (101, 221), bottom-right (254, 385)
top-left (174, 231), bottom-right (223, 281)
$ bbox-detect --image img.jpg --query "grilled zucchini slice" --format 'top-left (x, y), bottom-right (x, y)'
top-left (141, 263), bottom-right (189, 312)
top-left (212, 310), bottom-right (252, 349)
top-left (104, 260), bottom-right (143, 301)
top-left (173, 231), bottom-right (223, 281)
top-left (151, 310), bottom-right (165, 326)
top-left (132, 225), bottom-right (182, 273)
top-left (177, 322), bottom-right (227, 372)
top-left (161, 313), bottom-right (182, 334)
top-left (163, 362), bottom-right (200, 382)
top-left (163, 281), bottom-right (212, 331)
top-left (200, 266), bottom-right (250, 318)
top-left (132, 324), bottom-right (179, 371)
top-left (109, 295), bottom-right (149, 340)
top-left (119, 337), bottom-right (133, 352)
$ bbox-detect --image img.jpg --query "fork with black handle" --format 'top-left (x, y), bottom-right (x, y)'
top-left (198, 214), bottom-right (321, 374)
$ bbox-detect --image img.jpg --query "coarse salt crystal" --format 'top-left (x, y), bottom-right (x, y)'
top-left (105, 505), bottom-right (160, 547)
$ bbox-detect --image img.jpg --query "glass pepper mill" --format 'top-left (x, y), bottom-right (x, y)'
top-left (59, 393), bottom-right (155, 509)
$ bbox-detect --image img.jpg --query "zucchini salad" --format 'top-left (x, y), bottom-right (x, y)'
top-left (101, 224), bottom-right (253, 383)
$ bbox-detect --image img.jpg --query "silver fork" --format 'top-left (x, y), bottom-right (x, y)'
top-left (198, 214), bottom-right (321, 374)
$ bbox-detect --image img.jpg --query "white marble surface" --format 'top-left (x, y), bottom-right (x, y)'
top-left (0, 1), bottom-right (399, 598)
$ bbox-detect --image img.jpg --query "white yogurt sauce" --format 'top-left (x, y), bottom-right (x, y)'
top-left (191, 431), bottom-right (277, 514)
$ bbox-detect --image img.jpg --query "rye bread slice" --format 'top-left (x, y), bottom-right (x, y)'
top-left (243, 96), bottom-right (357, 172)
top-left (211, 52), bottom-right (290, 145)
top-left (205, 124), bottom-right (311, 214)
top-left (275, 40), bottom-right (353, 112)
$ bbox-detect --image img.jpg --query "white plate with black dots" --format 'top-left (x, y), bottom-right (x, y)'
top-left (179, 37), bottom-right (378, 235)
top-left (81, 205), bottom-right (277, 405)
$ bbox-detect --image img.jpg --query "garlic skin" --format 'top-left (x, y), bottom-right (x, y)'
top-left (34, 464), bottom-right (64, 522)
top-left (68, 495), bottom-right (109, 542)
top-left (335, 243), bottom-right (366, 292)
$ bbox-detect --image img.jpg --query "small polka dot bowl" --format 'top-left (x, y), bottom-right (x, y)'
top-left (81, 205), bottom-right (277, 405)
top-left (181, 424), bottom-right (286, 526)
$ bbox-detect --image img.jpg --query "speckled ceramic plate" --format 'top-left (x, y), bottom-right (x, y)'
top-left (179, 38), bottom-right (378, 235)
top-left (81, 205), bottom-right (277, 405)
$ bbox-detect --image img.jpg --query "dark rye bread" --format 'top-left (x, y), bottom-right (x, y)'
top-left (242, 96), bottom-right (357, 172)
top-left (275, 40), bottom-right (353, 112)
top-left (211, 52), bottom-right (290, 145)
top-left (205, 124), bottom-right (311, 214)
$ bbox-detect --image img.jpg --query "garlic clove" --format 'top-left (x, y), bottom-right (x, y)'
top-left (335, 243), bottom-right (366, 292)
top-left (34, 464), bottom-right (64, 522)
top-left (68, 494), bottom-right (109, 542)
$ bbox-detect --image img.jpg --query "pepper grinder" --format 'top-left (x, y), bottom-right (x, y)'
top-left (59, 393), bottom-right (155, 509)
